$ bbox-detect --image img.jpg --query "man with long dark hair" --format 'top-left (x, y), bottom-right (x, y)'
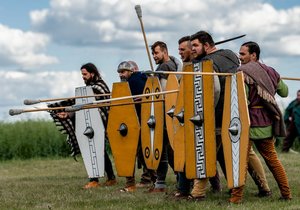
top-left (48, 62), bottom-right (117, 189)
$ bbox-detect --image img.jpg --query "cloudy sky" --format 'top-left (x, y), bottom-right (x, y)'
top-left (0, 0), bottom-right (299, 122)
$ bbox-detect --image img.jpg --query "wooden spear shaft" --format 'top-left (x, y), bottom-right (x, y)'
top-left (71, 99), bottom-right (165, 110)
top-left (91, 89), bottom-right (178, 104)
top-left (135, 5), bottom-right (154, 71)
top-left (146, 71), bottom-right (300, 80)
top-left (9, 90), bottom-right (177, 115)
top-left (145, 71), bottom-right (234, 76)
top-left (9, 106), bottom-right (70, 115)
top-left (9, 99), bottom-right (165, 115)
top-left (24, 93), bottom-right (111, 105)
top-left (281, 77), bottom-right (300, 81)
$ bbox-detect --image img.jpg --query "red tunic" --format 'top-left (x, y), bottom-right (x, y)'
top-left (247, 63), bottom-right (280, 127)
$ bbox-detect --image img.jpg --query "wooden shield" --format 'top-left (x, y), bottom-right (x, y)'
top-left (107, 82), bottom-right (140, 177)
top-left (173, 80), bottom-right (185, 172)
top-left (221, 71), bottom-right (250, 189)
top-left (165, 74), bottom-right (179, 149)
top-left (75, 86), bottom-right (105, 178)
top-left (184, 60), bottom-right (217, 179)
top-left (141, 76), bottom-right (164, 170)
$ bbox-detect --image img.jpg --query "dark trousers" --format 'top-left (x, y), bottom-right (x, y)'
top-left (104, 150), bottom-right (115, 180)
top-left (155, 129), bottom-right (174, 187)
top-left (282, 121), bottom-right (299, 152)
top-left (125, 137), bottom-right (157, 186)
top-left (137, 139), bottom-right (157, 184)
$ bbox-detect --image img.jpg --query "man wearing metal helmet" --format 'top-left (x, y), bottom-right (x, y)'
top-left (117, 61), bottom-right (157, 192)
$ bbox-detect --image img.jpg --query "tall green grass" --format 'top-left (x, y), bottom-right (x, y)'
top-left (0, 120), bottom-right (299, 160)
top-left (0, 120), bottom-right (70, 160)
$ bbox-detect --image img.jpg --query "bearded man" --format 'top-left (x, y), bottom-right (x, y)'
top-left (48, 63), bottom-right (117, 189)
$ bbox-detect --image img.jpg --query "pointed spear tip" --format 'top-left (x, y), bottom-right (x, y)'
top-left (135, 5), bottom-right (142, 18)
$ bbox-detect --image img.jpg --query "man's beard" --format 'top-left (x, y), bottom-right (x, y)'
top-left (195, 50), bottom-right (207, 60)
top-left (120, 76), bottom-right (127, 82)
top-left (84, 78), bottom-right (93, 85)
top-left (155, 57), bottom-right (163, 65)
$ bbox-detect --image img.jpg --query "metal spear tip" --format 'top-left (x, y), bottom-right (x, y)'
top-left (23, 99), bottom-right (40, 105)
top-left (9, 109), bottom-right (23, 116)
top-left (135, 5), bottom-right (142, 18)
top-left (64, 105), bottom-right (83, 112)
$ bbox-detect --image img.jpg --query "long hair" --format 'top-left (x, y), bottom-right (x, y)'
top-left (80, 63), bottom-right (101, 82)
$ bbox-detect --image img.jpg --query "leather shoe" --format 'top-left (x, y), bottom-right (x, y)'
top-left (256, 190), bottom-right (272, 197)
top-left (83, 181), bottom-right (100, 189)
top-left (148, 187), bottom-right (166, 193)
top-left (104, 179), bottom-right (117, 186)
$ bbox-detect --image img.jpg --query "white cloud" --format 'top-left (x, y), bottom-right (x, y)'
top-left (26, 0), bottom-right (300, 59)
top-left (0, 71), bottom-right (82, 105)
top-left (0, 24), bottom-right (58, 69)
top-left (1, 0), bottom-right (300, 121)
top-left (280, 35), bottom-right (300, 55)
top-left (30, 9), bottom-right (48, 26)
top-left (0, 70), bottom-right (83, 121)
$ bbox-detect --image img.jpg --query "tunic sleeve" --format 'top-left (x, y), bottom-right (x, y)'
top-left (276, 79), bottom-right (288, 97)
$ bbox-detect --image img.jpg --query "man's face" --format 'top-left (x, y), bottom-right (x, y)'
top-left (152, 46), bottom-right (165, 64)
top-left (118, 70), bottom-right (132, 81)
top-left (178, 41), bottom-right (193, 62)
top-left (191, 39), bottom-right (206, 60)
top-left (239, 46), bottom-right (257, 65)
top-left (81, 68), bottom-right (94, 85)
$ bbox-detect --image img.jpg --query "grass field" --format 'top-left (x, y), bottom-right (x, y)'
top-left (0, 153), bottom-right (299, 210)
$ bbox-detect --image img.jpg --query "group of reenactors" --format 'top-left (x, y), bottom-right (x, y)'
top-left (11, 30), bottom-right (295, 204)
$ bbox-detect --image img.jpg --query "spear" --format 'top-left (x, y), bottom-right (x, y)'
top-left (215, 34), bottom-right (246, 45)
top-left (23, 93), bottom-right (111, 105)
top-left (281, 77), bottom-right (300, 81)
top-left (9, 90), bottom-right (177, 116)
top-left (66, 89), bottom-right (178, 112)
top-left (143, 70), bottom-right (300, 81)
top-left (143, 70), bottom-right (234, 76)
top-left (135, 5), bottom-right (154, 71)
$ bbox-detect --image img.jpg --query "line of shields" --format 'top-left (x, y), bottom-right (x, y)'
top-left (9, 60), bottom-right (300, 189)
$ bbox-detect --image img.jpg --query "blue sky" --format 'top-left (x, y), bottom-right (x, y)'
top-left (0, 1), bottom-right (49, 29)
top-left (265, 0), bottom-right (299, 9)
top-left (0, 0), bottom-right (299, 121)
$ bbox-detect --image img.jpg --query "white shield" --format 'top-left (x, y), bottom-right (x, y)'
top-left (75, 86), bottom-right (105, 178)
